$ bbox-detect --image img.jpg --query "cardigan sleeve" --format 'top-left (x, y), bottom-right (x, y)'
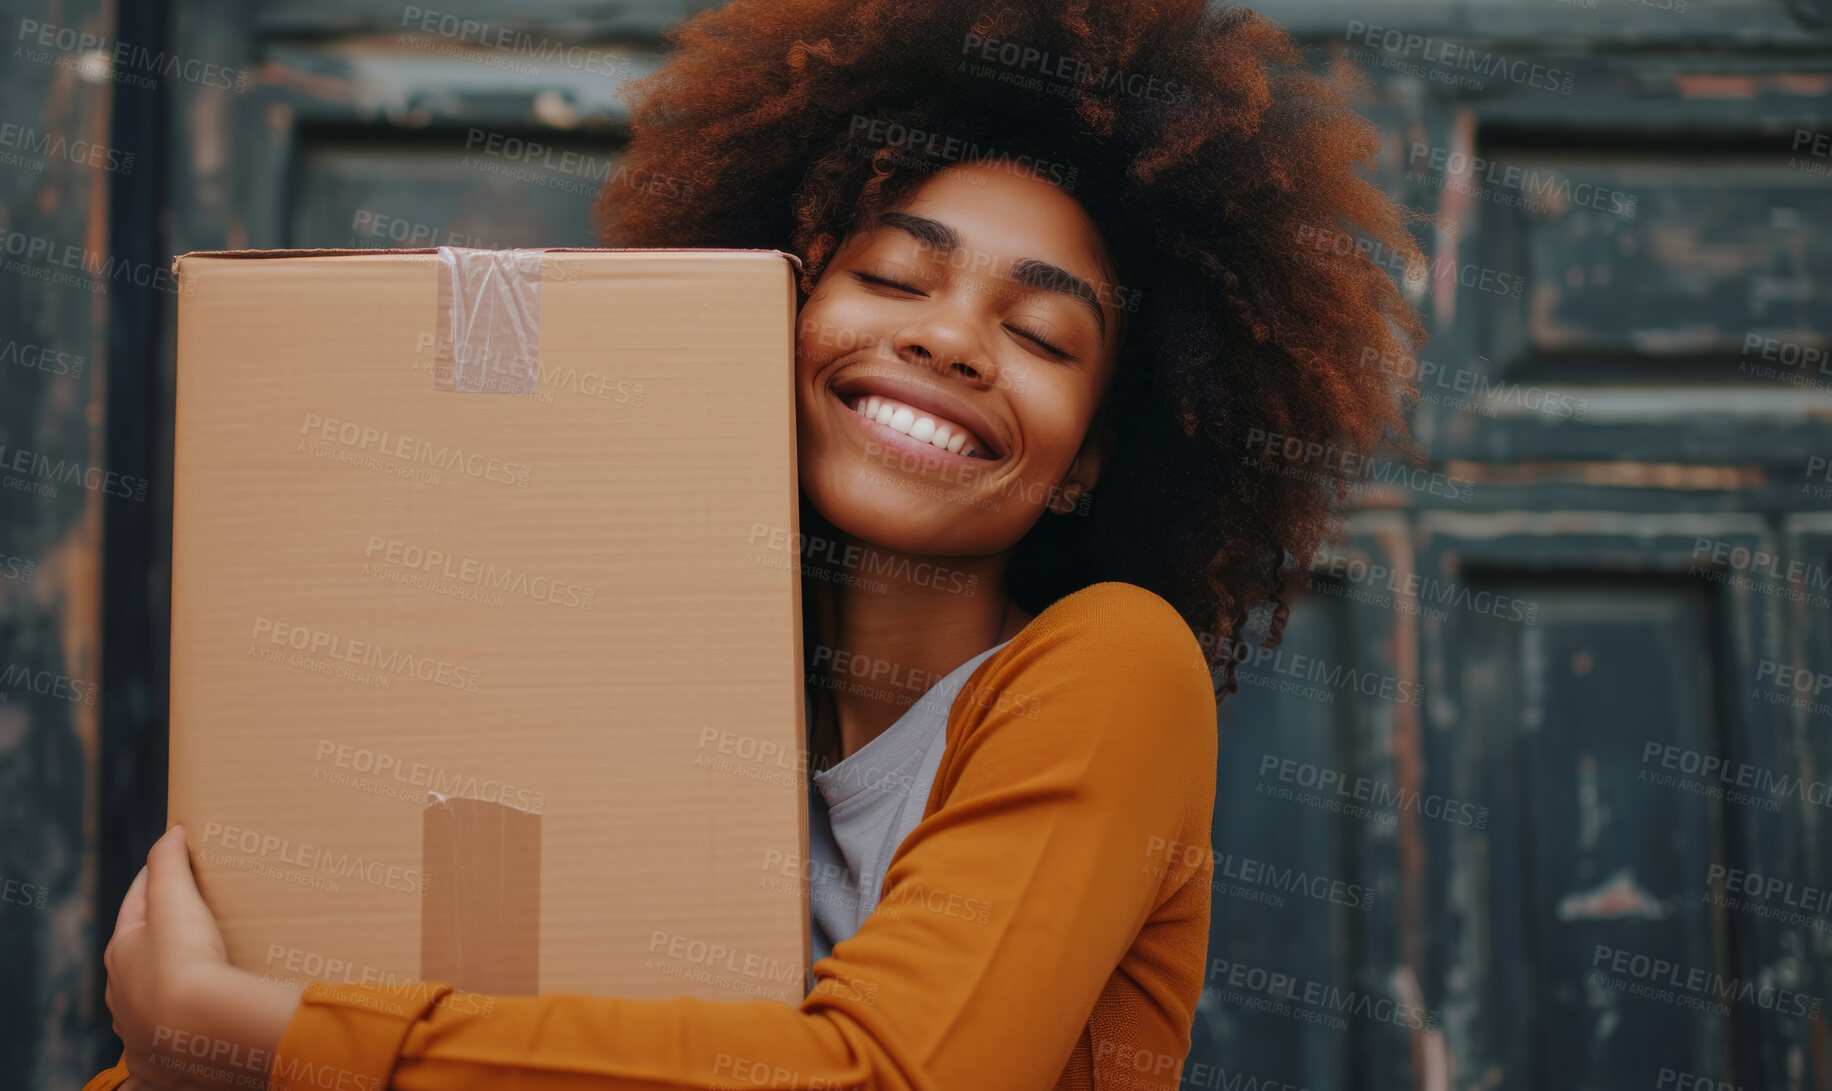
top-left (243, 584), bottom-right (1218, 1090)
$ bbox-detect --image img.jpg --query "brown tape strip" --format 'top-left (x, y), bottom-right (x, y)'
top-left (433, 247), bottom-right (544, 394)
top-left (421, 795), bottom-right (541, 995)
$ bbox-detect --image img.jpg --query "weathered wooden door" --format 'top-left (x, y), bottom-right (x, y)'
top-left (1202, 2), bottom-right (1832, 1088)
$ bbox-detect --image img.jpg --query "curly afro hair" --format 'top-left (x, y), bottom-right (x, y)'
top-left (592, 0), bottom-right (1428, 701)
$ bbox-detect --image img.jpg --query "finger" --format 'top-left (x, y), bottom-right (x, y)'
top-left (112, 865), bottom-right (149, 942)
top-left (106, 866), bottom-right (150, 977)
top-left (145, 825), bottom-right (201, 922)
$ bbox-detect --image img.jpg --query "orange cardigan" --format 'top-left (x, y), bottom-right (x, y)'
top-left (86, 580), bottom-right (1218, 1090)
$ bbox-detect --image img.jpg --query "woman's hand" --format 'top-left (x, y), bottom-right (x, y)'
top-left (103, 825), bottom-right (303, 1090)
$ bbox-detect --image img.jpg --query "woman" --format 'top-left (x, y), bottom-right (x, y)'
top-left (88, 0), bottom-right (1425, 1087)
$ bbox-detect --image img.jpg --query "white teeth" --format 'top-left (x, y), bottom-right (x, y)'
top-left (846, 393), bottom-right (991, 458)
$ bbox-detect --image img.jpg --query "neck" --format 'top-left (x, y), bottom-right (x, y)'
top-left (803, 516), bottom-right (1031, 765)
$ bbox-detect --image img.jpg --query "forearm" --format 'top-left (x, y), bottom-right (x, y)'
top-left (272, 979), bottom-right (892, 1091)
top-left (158, 966), bottom-right (303, 1090)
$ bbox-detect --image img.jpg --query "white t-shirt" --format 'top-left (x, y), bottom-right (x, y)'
top-left (807, 641), bottom-right (1011, 966)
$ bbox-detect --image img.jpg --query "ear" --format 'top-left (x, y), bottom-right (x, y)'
top-left (1049, 420), bottom-right (1117, 515)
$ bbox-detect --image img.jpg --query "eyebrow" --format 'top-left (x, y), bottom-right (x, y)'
top-left (875, 211), bottom-right (1107, 339)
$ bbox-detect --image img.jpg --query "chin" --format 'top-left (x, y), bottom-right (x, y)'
top-left (800, 459), bottom-right (1025, 559)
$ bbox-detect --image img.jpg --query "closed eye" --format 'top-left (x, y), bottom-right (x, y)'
top-left (854, 271), bottom-right (922, 293)
top-left (1008, 323), bottom-right (1074, 360)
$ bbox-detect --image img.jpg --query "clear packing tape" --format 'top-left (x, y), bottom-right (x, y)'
top-left (434, 246), bottom-right (545, 394)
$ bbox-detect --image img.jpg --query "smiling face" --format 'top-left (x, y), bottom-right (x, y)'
top-left (795, 158), bottom-right (1126, 557)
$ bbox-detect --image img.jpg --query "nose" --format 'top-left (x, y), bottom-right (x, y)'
top-left (889, 298), bottom-right (995, 388)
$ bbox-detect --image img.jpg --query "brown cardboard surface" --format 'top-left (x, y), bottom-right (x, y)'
top-left (169, 248), bottom-right (810, 1004)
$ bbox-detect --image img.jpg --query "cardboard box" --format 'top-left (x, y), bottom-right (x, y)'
top-left (167, 247), bottom-right (810, 1004)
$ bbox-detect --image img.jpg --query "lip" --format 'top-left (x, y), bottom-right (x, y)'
top-left (829, 371), bottom-right (1008, 462)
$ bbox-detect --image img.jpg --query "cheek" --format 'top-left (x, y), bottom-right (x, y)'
top-left (1012, 379), bottom-right (1094, 476)
top-left (797, 294), bottom-right (885, 375)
